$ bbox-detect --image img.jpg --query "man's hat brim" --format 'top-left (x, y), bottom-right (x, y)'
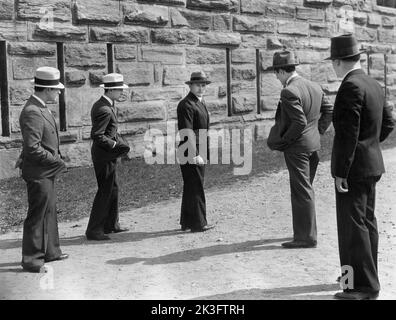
top-left (185, 80), bottom-right (211, 85)
top-left (265, 63), bottom-right (300, 71)
top-left (324, 49), bottom-right (366, 61)
top-left (99, 84), bottom-right (129, 89)
top-left (31, 79), bottom-right (65, 89)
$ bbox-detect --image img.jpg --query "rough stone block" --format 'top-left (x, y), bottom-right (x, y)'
top-left (232, 49), bottom-right (256, 64)
top-left (304, 0), bottom-right (332, 5)
top-left (9, 82), bottom-right (34, 105)
top-left (378, 29), bottom-right (396, 43)
top-left (138, 0), bottom-right (186, 5)
top-left (296, 7), bottom-right (325, 21)
top-left (240, 34), bottom-right (268, 49)
top-left (233, 16), bottom-right (276, 33)
top-left (65, 71), bottom-right (86, 87)
top-left (186, 47), bottom-right (226, 64)
top-left (240, 0), bottom-right (266, 14)
top-left (17, 0), bottom-right (71, 22)
top-left (296, 50), bottom-right (323, 64)
top-left (116, 63), bottom-right (154, 86)
top-left (353, 12), bottom-right (368, 25)
top-left (382, 16), bottom-right (395, 28)
top-left (151, 29), bottom-right (198, 44)
top-left (309, 22), bottom-right (337, 38)
top-left (29, 22), bottom-right (87, 42)
top-left (199, 32), bottom-right (241, 47)
top-left (232, 66), bottom-right (256, 81)
top-left (65, 44), bottom-right (107, 69)
top-left (260, 95), bottom-right (279, 111)
top-left (0, 149), bottom-right (22, 179)
top-left (266, 5), bottom-right (296, 19)
top-left (130, 88), bottom-right (184, 102)
top-left (0, 0), bottom-right (13, 20)
top-left (124, 3), bottom-right (169, 27)
top-left (355, 26), bottom-right (377, 42)
top-left (89, 70), bottom-right (107, 85)
top-left (170, 9), bottom-right (190, 28)
top-left (163, 66), bottom-right (190, 85)
top-left (0, 22), bottom-right (28, 41)
top-left (114, 45), bottom-right (137, 61)
top-left (311, 63), bottom-right (338, 83)
top-left (72, 0), bottom-right (121, 25)
top-left (59, 142), bottom-right (92, 168)
top-left (186, 0), bottom-right (239, 12)
top-left (117, 101), bottom-right (166, 122)
top-left (89, 26), bottom-right (149, 43)
top-left (277, 20), bottom-right (309, 36)
top-left (213, 14), bottom-right (231, 31)
top-left (261, 73), bottom-right (282, 96)
top-left (368, 14), bottom-right (382, 27)
top-left (369, 53), bottom-right (385, 70)
top-left (232, 96), bottom-right (255, 114)
top-left (139, 46), bottom-right (184, 64)
top-left (12, 57), bottom-right (57, 80)
top-left (8, 42), bottom-right (56, 56)
top-left (175, 9), bottom-right (212, 30)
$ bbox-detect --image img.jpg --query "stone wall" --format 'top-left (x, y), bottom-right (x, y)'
top-left (1, 0), bottom-right (396, 179)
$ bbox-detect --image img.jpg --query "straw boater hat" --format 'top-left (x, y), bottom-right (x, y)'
top-left (325, 33), bottom-right (366, 60)
top-left (100, 73), bottom-right (128, 89)
top-left (265, 51), bottom-right (300, 71)
top-left (185, 71), bottom-right (211, 85)
top-left (31, 66), bottom-right (65, 89)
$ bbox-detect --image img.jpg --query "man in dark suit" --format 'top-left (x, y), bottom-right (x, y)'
top-left (328, 34), bottom-right (394, 300)
top-left (267, 51), bottom-right (333, 249)
top-left (177, 71), bottom-right (215, 233)
top-left (18, 66), bottom-right (68, 272)
top-left (86, 73), bottom-right (130, 241)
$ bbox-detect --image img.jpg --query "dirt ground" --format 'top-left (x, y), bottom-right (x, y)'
top-left (0, 148), bottom-right (395, 300)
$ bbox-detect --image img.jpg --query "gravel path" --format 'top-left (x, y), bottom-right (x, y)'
top-left (1, 148), bottom-right (395, 300)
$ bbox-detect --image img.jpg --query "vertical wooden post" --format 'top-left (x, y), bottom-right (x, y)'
top-left (226, 48), bottom-right (232, 117)
top-left (0, 41), bottom-right (10, 137)
top-left (384, 53), bottom-right (388, 100)
top-left (57, 42), bottom-right (66, 131)
top-left (256, 49), bottom-right (261, 114)
top-left (107, 43), bottom-right (114, 73)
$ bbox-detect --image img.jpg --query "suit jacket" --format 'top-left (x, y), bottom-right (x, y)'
top-left (177, 92), bottom-right (210, 161)
top-left (19, 96), bottom-right (66, 180)
top-left (331, 69), bottom-right (394, 179)
top-left (267, 75), bottom-right (333, 153)
top-left (90, 96), bottom-right (130, 163)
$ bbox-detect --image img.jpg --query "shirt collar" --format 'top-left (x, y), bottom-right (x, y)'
top-left (285, 73), bottom-right (299, 86)
top-left (342, 67), bottom-right (362, 82)
top-left (102, 95), bottom-right (113, 106)
top-left (190, 92), bottom-right (203, 102)
top-left (32, 94), bottom-right (46, 107)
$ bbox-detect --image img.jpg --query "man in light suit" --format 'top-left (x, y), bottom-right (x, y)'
top-left (86, 73), bottom-right (130, 241)
top-left (18, 67), bottom-right (68, 272)
top-left (328, 34), bottom-right (394, 300)
top-left (267, 51), bottom-right (333, 249)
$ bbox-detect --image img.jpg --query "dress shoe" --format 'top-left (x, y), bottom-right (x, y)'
top-left (45, 254), bottom-right (69, 263)
top-left (21, 264), bottom-right (46, 273)
top-left (104, 228), bottom-right (129, 234)
top-left (191, 225), bottom-right (215, 233)
top-left (334, 291), bottom-right (379, 300)
top-left (181, 225), bottom-right (190, 231)
top-left (86, 233), bottom-right (110, 241)
top-left (281, 240), bottom-right (317, 248)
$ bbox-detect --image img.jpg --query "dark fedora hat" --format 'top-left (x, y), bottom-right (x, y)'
top-left (265, 51), bottom-right (299, 71)
top-left (185, 71), bottom-right (211, 85)
top-left (325, 33), bottom-right (366, 60)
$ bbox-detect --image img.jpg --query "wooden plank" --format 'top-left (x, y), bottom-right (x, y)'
top-left (256, 49), bottom-right (261, 114)
top-left (0, 41), bottom-right (10, 137)
top-left (226, 48), bottom-right (232, 117)
top-left (107, 43), bottom-right (114, 73)
top-left (57, 42), bottom-right (66, 131)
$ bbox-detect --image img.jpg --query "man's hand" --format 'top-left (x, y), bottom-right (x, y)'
top-left (193, 155), bottom-right (205, 166)
top-left (335, 176), bottom-right (349, 193)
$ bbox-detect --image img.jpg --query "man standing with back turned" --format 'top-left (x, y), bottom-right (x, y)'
top-left (267, 50), bottom-right (333, 249)
top-left (328, 34), bottom-right (394, 300)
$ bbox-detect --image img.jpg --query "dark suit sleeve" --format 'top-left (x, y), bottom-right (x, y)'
top-left (333, 81), bottom-right (362, 178)
top-left (21, 106), bottom-right (62, 167)
top-left (318, 93), bottom-right (333, 134)
top-left (91, 107), bottom-right (116, 151)
top-left (177, 102), bottom-right (197, 156)
top-left (280, 87), bottom-right (307, 144)
top-left (380, 101), bottom-right (395, 142)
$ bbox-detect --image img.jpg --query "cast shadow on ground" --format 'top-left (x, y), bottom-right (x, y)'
top-left (106, 237), bottom-right (292, 266)
top-left (0, 228), bottom-right (186, 250)
top-left (192, 283), bottom-right (340, 300)
top-left (0, 261), bottom-right (24, 273)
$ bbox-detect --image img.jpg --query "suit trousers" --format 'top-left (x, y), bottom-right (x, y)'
top-left (284, 151), bottom-right (319, 243)
top-left (180, 164), bottom-right (207, 229)
top-left (22, 177), bottom-right (62, 270)
top-left (86, 159), bottom-right (120, 235)
top-left (336, 176), bottom-right (381, 293)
